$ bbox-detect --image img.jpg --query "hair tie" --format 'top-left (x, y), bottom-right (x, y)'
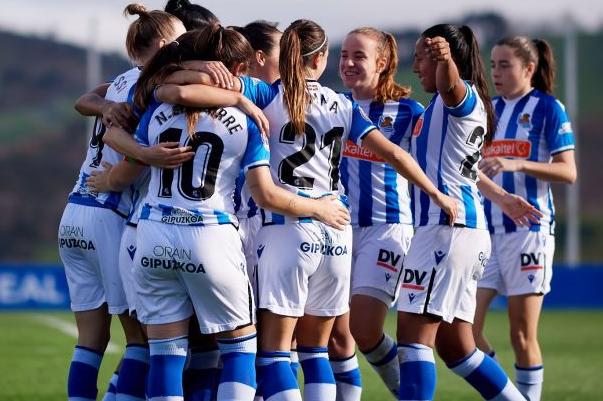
top-left (172, 40), bottom-right (180, 46)
top-left (302, 36), bottom-right (327, 57)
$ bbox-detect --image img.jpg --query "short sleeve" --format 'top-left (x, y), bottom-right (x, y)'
top-left (349, 102), bottom-right (377, 144)
top-left (446, 81), bottom-right (477, 118)
top-left (545, 99), bottom-right (576, 155)
top-left (242, 116), bottom-right (271, 173)
top-left (239, 76), bottom-right (279, 109)
top-left (133, 99), bottom-right (161, 146)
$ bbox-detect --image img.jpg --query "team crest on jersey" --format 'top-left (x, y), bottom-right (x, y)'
top-left (412, 116), bottom-right (424, 137)
top-left (378, 115), bottom-right (395, 133)
top-left (517, 113), bottom-right (532, 130)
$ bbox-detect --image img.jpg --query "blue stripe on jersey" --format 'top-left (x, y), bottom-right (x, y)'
top-left (461, 185), bottom-right (477, 227)
top-left (438, 184), bottom-right (450, 225)
top-left (126, 84), bottom-right (136, 105)
top-left (247, 198), bottom-right (258, 218)
top-left (547, 188), bottom-right (555, 234)
top-left (140, 204), bottom-right (151, 220)
top-left (340, 156), bottom-right (349, 196)
top-left (357, 102), bottom-right (384, 226)
top-left (501, 95), bottom-right (531, 233)
top-left (447, 81), bottom-right (477, 118)
top-left (437, 109), bottom-right (450, 225)
top-left (416, 102), bottom-right (435, 226)
top-left (526, 101), bottom-right (545, 232)
top-left (484, 199), bottom-right (494, 233)
top-left (214, 210), bottom-right (232, 225)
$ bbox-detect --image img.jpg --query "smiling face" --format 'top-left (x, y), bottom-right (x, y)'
top-left (412, 37), bottom-right (437, 93)
top-left (339, 33), bottom-right (384, 98)
top-left (490, 44), bottom-right (534, 99)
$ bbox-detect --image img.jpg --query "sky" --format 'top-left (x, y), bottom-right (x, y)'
top-left (1, 0), bottom-right (602, 55)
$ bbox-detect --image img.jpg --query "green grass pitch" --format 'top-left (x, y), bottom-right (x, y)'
top-left (0, 310), bottom-right (602, 401)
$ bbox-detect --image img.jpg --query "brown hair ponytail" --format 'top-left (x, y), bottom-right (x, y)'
top-left (349, 27), bottom-right (411, 103)
top-left (279, 19), bottom-right (328, 135)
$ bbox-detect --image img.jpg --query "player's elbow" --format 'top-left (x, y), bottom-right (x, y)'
top-left (563, 167), bottom-right (577, 184)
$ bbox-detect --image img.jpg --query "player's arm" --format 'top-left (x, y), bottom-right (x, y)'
top-left (163, 60), bottom-right (236, 89)
top-left (477, 171), bottom-right (543, 226)
top-left (246, 166), bottom-right (350, 230)
top-left (103, 125), bottom-right (194, 169)
top-left (361, 129), bottom-right (459, 224)
top-left (86, 160), bottom-right (144, 193)
top-left (480, 150), bottom-right (576, 184)
top-left (425, 36), bottom-right (466, 107)
top-left (74, 83), bottom-right (133, 129)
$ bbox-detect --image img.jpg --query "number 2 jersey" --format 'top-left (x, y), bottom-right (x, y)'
top-left (340, 97), bottom-right (424, 226)
top-left (411, 81), bottom-right (488, 229)
top-left (134, 101), bottom-right (270, 226)
top-left (68, 66), bottom-right (141, 217)
top-left (239, 76), bottom-right (377, 225)
top-left (483, 89), bottom-right (575, 234)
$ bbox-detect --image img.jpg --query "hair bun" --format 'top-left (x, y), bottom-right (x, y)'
top-left (124, 3), bottom-right (148, 17)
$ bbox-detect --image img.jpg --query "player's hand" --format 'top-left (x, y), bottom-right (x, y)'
top-left (140, 142), bottom-right (195, 169)
top-left (236, 96), bottom-right (270, 137)
top-left (424, 37), bottom-right (452, 64)
top-left (499, 193), bottom-right (543, 227)
top-left (432, 192), bottom-right (459, 226)
top-left (182, 60), bottom-right (235, 89)
top-left (102, 101), bottom-right (134, 129)
top-left (479, 157), bottom-right (523, 177)
top-left (313, 195), bottom-right (351, 230)
top-left (87, 161), bottom-right (113, 193)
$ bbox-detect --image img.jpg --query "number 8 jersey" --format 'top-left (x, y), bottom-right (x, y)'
top-left (411, 81), bottom-right (488, 229)
top-left (135, 100), bottom-right (270, 226)
top-left (239, 76), bottom-right (377, 225)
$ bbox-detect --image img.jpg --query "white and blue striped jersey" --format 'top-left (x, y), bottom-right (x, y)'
top-left (483, 89), bottom-right (575, 234)
top-left (340, 97), bottom-right (424, 226)
top-left (239, 76), bottom-right (377, 225)
top-left (234, 172), bottom-right (258, 219)
top-left (411, 81), bottom-right (488, 229)
top-left (68, 66), bottom-right (141, 217)
top-left (135, 100), bottom-right (270, 226)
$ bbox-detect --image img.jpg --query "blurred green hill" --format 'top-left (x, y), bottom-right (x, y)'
top-left (0, 13), bottom-right (601, 262)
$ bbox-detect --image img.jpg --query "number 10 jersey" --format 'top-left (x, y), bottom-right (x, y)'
top-left (135, 101), bottom-right (270, 226)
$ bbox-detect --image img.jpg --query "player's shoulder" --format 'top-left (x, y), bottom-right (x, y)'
top-left (391, 97), bottom-right (425, 116)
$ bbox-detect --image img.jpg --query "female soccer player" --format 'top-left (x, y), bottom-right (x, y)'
top-left (155, 19), bottom-right (459, 401)
top-left (395, 24), bottom-right (542, 401)
top-left (60, 5), bottom-right (185, 401)
top-left (164, 0), bottom-right (219, 29)
top-left (473, 36), bottom-right (576, 401)
top-left (327, 27), bottom-right (425, 401)
top-left (95, 25), bottom-right (352, 401)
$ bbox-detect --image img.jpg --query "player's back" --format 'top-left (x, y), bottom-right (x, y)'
top-left (136, 101), bottom-right (268, 226)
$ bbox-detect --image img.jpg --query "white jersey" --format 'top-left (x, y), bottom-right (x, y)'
top-left (234, 172), bottom-right (258, 219)
top-left (135, 100), bottom-right (270, 226)
top-left (411, 81), bottom-right (488, 229)
top-left (69, 66), bottom-right (141, 217)
top-left (483, 89), bottom-right (575, 234)
top-left (341, 97), bottom-right (423, 226)
top-left (239, 76), bottom-right (376, 225)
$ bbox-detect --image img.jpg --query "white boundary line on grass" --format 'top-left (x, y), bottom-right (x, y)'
top-left (32, 314), bottom-right (121, 354)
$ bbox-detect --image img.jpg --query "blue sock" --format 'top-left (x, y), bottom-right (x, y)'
top-left (448, 349), bottom-right (525, 401)
top-left (183, 347), bottom-right (221, 401)
top-left (397, 343), bottom-right (436, 401)
top-left (147, 336), bottom-right (188, 401)
top-left (116, 344), bottom-right (149, 401)
top-left (217, 333), bottom-right (257, 401)
top-left (290, 349), bottom-right (300, 381)
top-left (257, 351), bottom-right (300, 401)
top-left (67, 345), bottom-right (104, 401)
top-left (330, 354), bottom-right (362, 401)
top-left (101, 372), bottom-right (119, 401)
top-left (516, 364), bottom-right (544, 401)
top-left (298, 346), bottom-right (336, 401)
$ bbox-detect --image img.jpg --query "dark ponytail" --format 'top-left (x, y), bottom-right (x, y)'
top-left (164, 0), bottom-right (219, 30)
top-left (236, 20), bottom-right (281, 54)
top-left (280, 19), bottom-right (328, 135)
top-left (422, 24), bottom-right (494, 140)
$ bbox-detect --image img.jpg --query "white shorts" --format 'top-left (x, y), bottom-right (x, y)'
top-left (397, 225), bottom-right (491, 323)
top-left (58, 203), bottom-right (127, 314)
top-left (478, 231), bottom-right (555, 296)
top-left (133, 220), bottom-right (254, 333)
top-left (238, 215), bottom-right (262, 301)
top-left (118, 225), bottom-right (138, 315)
top-left (351, 223), bottom-right (414, 306)
top-left (256, 222), bottom-right (353, 317)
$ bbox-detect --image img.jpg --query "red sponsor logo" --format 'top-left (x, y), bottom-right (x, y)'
top-left (520, 265), bottom-right (544, 272)
top-left (377, 261), bottom-right (399, 273)
top-left (482, 140), bottom-right (531, 159)
top-left (402, 283), bottom-right (425, 291)
top-left (343, 140), bottom-right (384, 162)
top-left (412, 116), bottom-right (424, 137)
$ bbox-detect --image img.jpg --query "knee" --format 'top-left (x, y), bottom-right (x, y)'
top-left (328, 329), bottom-right (355, 358)
top-left (350, 324), bottom-right (382, 352)
top-left (510, 327), bottom-right (536, 354)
